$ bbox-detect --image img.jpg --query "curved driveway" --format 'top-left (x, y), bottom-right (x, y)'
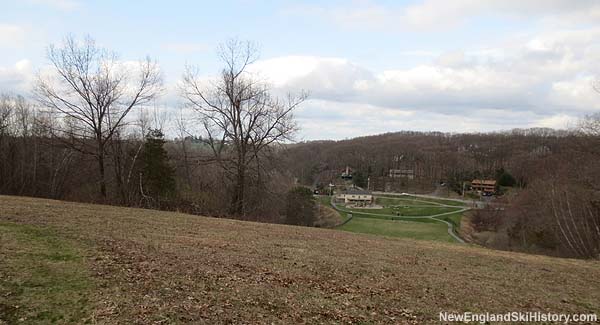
top-left (330, 195), bottom-right (468, 244)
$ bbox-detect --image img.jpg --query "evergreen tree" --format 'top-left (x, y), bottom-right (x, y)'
top-left (285, 187), bottom-right (316, 226)
top-left (141, 129), bottom-right (176, 199)
top-left (353, 171), bottom-right (367, 188)
top-left (496, 168), bottom-right (516, 187)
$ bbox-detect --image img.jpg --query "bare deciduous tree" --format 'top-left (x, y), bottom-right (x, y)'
top-left (0, 95), bottom-right (13, 135)
top-left (546, 180), bottom-right (600, 258)
top-left (182, 39), bottom-right (307, 216)
top-left (35, 35), bottom-right (162, 199)
top-left (174, 107), bottom-right (194, 189)
top-left (579, 112), bottom-right (600, 136)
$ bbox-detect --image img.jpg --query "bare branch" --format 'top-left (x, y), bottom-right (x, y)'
top-left (181, 39), bottom-right (307, 215)
top-left (34, 35), bottom-right (163, 198)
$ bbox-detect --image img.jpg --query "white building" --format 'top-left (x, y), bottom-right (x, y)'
top-left (336, 188), bottom-right (373, 204)
top-left (389, 169), bottom-right (415, 179)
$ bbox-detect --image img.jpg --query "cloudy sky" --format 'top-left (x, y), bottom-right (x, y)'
top-left (1, 0), bottom-right (600, 140)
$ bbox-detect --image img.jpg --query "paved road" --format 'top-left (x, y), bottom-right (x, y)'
top-left (329, 194), bottom-right (467, 244)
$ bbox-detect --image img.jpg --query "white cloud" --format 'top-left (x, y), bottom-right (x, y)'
top-left (248, 56), bottom-right (349, 87)
top-left (244, 26), bottom-right (600, 139)
top-left (0, 24), bottom-right (26, 48)
top-left (294, 100), bottom-right (554, 140)
top-left (0, 59), bottom-right (34, 94)
top-left (250, 56), bottom-right (371, 101)
top-left (401, 0), bottom-right (600, 30)
top-left (534, 114), bottom-right (579, 129)
top-left (289, 0), bottom-right (600, 32)
top-left (548, 77), bottom-right (600, 113)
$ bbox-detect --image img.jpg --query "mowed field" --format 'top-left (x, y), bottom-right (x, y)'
top-left (320, 195), bottom-right (465, 242)
top-left (338, 218), bottom-right (455, 242)
top-left (1, 195), bottom-right (600, 324)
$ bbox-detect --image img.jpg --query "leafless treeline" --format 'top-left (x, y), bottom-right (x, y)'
top-left (0, 92), bottom-right (156, 205)
top-left (0, 36), bottom-right (302, 223)
top-left (35, 36), bottom-right (163, 199)
top-left (285, 128), bottom-right (573, 188)
top-left (0, 94), bottom-right (75, 198)
top-left (286, 118), bottom-right (600, 258)
top-left (0, 93), bottom-right (295, 221)
top-left (503, 114), bottom-right (600, 258)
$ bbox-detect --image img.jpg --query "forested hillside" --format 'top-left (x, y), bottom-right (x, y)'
top-left (284, 124), bottom-right (600, 258)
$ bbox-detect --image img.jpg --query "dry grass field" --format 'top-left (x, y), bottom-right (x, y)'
top-left (1, 195), bottom-right (599, 324)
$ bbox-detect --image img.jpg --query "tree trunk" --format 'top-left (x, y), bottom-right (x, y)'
top-left (98, 145), bottom-right (107, 200)
top-left (181, 140), bottom-right (193, 189)
top-left (231, 164), bottom-right (246, 216)
top-left (111, 141), bottom-right (127, 205)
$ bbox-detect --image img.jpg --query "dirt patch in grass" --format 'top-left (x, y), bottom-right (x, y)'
top-left (1, 195), bottom-right (599, 324)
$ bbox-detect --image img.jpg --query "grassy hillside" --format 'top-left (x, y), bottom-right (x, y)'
top-left (338, 218), bottom-right (455, 242)
top-left (1, 195), bottom-right (599, 324)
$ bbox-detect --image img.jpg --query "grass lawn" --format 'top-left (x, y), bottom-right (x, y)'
top-left (379, 194), bottom-right (466, 207)
top-left (326, 194), bottom-right (464, 242)
top-left (1, 195), bottom-right (599, 323)
top-left (374, 197), bottom-right (437, 207)
top-left (346, 205), bottom-right (461, 217)
top-left (339, 217), bottom-right (456, 242)
top-left (340, 194), bottom-right (464, 218)
top-left (434, 212), bottom-right (463, 229)
top-left (0, 222), bottom-right (93, 324)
